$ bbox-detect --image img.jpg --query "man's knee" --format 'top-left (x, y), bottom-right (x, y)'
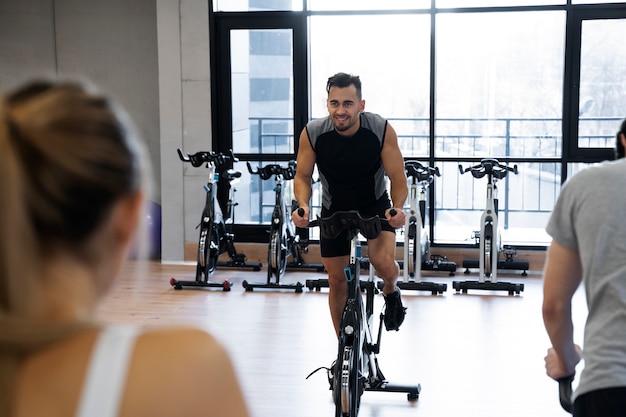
top-left (372, 259), bottom-right (399, 281)
top-left (327, 272), bottom-right (348, 289)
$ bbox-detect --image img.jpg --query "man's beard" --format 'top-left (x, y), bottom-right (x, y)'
top-left (333, 117), bottom-right (355, 132)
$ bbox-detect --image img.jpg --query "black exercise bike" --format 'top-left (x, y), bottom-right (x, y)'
top-left (170, 148), bottom-right (261, 291)
top-left (306, 209), bottom-right (420, 417)
top-left (243, 161), bottom-right (321, 292)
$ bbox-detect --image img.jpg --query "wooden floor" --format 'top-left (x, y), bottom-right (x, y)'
top-left (96, 261), bottom-right (587, 417)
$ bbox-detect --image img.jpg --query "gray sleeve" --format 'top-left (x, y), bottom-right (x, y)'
top-left (305, 117), bottom-right (333, 150)
top-left (360, 112), bottom-right (388, 147)
top-left (546, 176), bottom-right (579, 250)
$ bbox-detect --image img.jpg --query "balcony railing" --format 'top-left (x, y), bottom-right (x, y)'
top-left (245, 116), bottom-right (620, 243)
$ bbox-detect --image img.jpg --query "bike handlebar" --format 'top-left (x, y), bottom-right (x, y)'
top-left (458, 158), bottom-right (518, 180)
top-left (405, 161), bottom-right (440, 183)
top-left (558, 375), bottom-right (574, 414)
top-left (247, 160), bottom-right (297, 181)
top-left (298, 209), bottom-right (397, 240)
top-left (177, 148), bottom-right (238, 169)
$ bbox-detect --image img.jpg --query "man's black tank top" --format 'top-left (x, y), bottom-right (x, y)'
top-left (306, 112), bottom-right (388, 211)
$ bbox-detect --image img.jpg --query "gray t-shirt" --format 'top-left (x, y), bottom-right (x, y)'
top-left (546, 159), bottom-right (626, 398)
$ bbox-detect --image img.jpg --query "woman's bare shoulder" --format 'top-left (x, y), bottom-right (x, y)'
top-left (123, 326), bottom-right (249, 417)
top-left (135, 325), bottom-right (229, 368)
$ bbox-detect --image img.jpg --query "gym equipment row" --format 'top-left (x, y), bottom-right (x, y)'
top-left (170, 150), bottom-right (528, 295)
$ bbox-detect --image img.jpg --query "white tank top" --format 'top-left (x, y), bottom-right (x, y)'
top-left (75, 325), bottom-right (139, 417)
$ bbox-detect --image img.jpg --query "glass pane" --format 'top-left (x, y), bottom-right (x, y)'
top-left (436, 11), bottom-right (565, 158)
top-left (230, 29), bottom-right (294, 155)
top-left (577, 18), bottom-right (626, 149)
top-left (567, 162), bottom-right (599, 178)
top-left (309, 14), bottom-right (431, 157)
top-left (436, 161), bottom-right (558, 245)
top-left (308, 0), bottom-right (429, 10)
top-left (214, 0), bottom-right (302, 12)
top-left (437, 0), bottom-right (564, 7)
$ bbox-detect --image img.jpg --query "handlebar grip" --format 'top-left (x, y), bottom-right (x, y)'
top-left (177, 148), bottom-right (190, 162)
top-left (558, 375), bottom-right (574, 413)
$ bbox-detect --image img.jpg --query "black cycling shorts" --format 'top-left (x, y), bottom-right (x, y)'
top-left (319, 193), bottom-right (394, 258)
top-left (573, 386), bottom-right (626, 417)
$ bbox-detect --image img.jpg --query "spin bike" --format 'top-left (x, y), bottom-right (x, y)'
top-left (307, 210), bottom-right (421, 417)
top-left (395, 161), bottom-right (455, 295)
top-left (243, 161), bottom-right (323, 292)
top-left (453, 159), bottom-right (526, 295)
top-left (170, 148), bottom-right (261, 291)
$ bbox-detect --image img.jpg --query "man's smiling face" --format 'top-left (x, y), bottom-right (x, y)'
top-left (327, 85), bottom-right (365, 137)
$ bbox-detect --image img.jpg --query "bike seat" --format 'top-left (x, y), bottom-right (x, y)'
top-left (316, 211), bottom-right (382, 240)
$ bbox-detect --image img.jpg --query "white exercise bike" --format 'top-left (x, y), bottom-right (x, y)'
top-left (453, 159), bottom-right (525, 295)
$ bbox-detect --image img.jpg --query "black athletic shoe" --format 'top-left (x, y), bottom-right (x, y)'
top-left (383, 290), bottom-right (406, 331)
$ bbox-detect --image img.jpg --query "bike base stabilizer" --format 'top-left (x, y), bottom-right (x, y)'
top-left (452, 279), bottom-right (524, 295)
top-left (169, 277), bottom-right (232, 291)
top-left (367, 382), bottom-right (421, 401)
top-left (242, 280), bottom-right (304, 293)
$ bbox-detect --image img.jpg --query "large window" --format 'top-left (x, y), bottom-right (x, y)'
top-left (210, 1), bottom-right (626, 247)
top-left (309, 14), bottom-right (431, 157)
top-left (577, 18), bottom-right (626, 149)
top-left (435, 10), bottom-right (565, 244)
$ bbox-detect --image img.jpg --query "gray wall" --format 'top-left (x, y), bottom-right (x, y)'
top-left (0, 0), bottom-right (210, 262)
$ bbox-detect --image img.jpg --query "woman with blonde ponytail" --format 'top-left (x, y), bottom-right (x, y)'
top-left (0, 80), bottom-right (249, 417)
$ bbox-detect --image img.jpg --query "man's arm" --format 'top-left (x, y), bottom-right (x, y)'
top-left (292, 128), bottom-right (315, 227)
top-left (381, 123), bottom-right (407, 228)
top-left (542, 240), bottom-right (583, 379)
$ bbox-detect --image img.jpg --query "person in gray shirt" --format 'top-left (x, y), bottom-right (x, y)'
top-left (543, 118), bottom-right (626, 416)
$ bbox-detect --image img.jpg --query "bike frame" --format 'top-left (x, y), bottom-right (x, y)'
top-left (404, 162), bottom-right (435, 283)
top-left (454, 159), bottom-right (524, 295)
top-left (243, 161), bottom-right (304, 292)
top-left (479, 172), bottom-right (499, 283)
top-left (311, 211), bottom-right (420, 417)
top-left (268, 170), bottom-right (295, 278)
top-left (396, 162), bottom-right (449, 295)
top-left (170, 149), bottom-right (261, 291)
top-left (198, 162), bottom-right (222, 278)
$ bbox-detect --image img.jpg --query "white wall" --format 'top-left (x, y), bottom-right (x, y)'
top-left (0, 0), bottom-right (210, 262)
top-left (0, 0), bottom-right (161, 196)
top-left (157, 0), bottom-right (212, 262)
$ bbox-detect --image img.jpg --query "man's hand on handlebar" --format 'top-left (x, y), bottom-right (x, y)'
top-left (545, 344), bottom-right (582, 381)
top-left (292, 207), bottom-right (310, 228)
top-left (386, 208), bottom-right (405, 228)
